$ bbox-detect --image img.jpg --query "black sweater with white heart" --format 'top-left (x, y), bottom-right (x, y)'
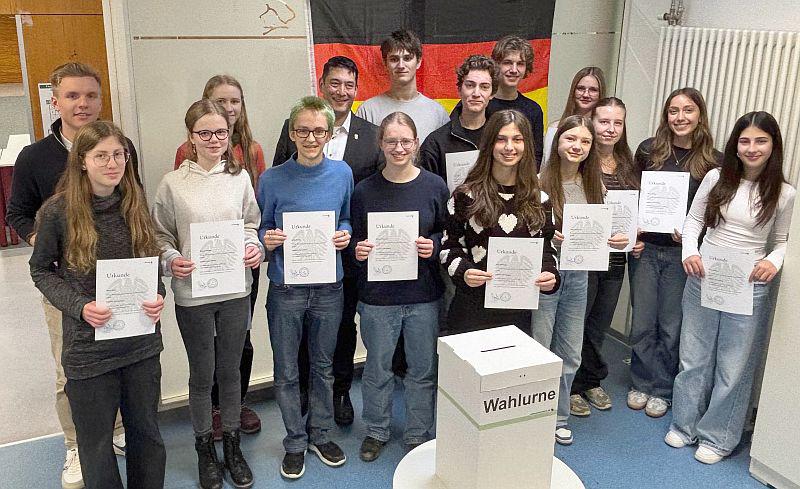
top-left (440, 184), bottom-right (561, 303)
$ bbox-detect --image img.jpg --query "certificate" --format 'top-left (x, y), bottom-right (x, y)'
top-left (701, 244), bottom-right (755, 315)
top-left (638, 171), bottom-right (690, 233)
top-left (95, 257), bottom-right (158, 341)
top-left (283, 211), bottom-right (336, 284)
top-left (190, 219), bottom-right (246, 298)
top-left (485, 237), bottom-right (543, 310)
top-left (606, 190), bottom-right (639, 253)
top-left (367, 211), bottom-right (419, 282)
top-left (445, 150), bottom-right (479, 194)
top-left (560, 204), bottom-right (613, 271)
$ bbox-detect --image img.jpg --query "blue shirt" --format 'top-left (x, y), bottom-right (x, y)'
top-left (256, 155), bottom-right (354, 285)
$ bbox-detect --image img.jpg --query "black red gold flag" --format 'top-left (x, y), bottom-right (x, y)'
top-left (310, 1), bottom-right (556, 116)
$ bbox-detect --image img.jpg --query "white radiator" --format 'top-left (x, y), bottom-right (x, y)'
top-left (651, 26), bottom-right (800, 186)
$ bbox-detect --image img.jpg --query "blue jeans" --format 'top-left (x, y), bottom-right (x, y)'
top-left (267, 282), bottom-right (343, 452)
top-left (531, 270), bottom-right (588, 426)
top-left (670, 276), bottom-right (771, 455)
top-left (628, 243), bottom-right (685, 399)
top-left (358, 300), bottom-right (440, 445)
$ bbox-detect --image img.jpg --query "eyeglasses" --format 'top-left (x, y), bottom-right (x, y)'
top-left (382, 138), bottom-right (416, 150)
top-left (575, 86), bottom-right (600, 95)
top-left (88, 150), bottom-right (129, 167)
top-left (192, 129), bottom-right (230, 141)
top-left (292, 128), bottom-right (329, 139)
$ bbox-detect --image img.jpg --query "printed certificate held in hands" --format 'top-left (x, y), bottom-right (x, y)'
top-left (367, 211), bottom-right (419, 282)
top-left (639, 171), bottom-right (690, 233)
top-left (606, 190), bottom-right (639, 253)
top-left (560, 204), bottom-right (613, 271)
top-left (701, 244), bottom-right (755, 315)
top-left (283, 211), bottom-right (336, 284)
top-left (445, 150), bottom-right (479, 194)
top-left (190, 219), bottom-right (246, 298)
top-left (95, 257), bottom-right (159, 341)
top-left (484, 237), bottom-right (543, 310)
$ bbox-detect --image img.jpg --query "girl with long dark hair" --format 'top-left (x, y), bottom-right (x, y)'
top-left (665, 111), bottom-right (795, 464)
top-left (441, 109), bottom-right (559, 333)
top-left (30, 121), bottom-right (166, 489)
top-left (628, 87), bottom-right (720, 419)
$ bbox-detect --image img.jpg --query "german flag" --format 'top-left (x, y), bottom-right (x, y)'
top-left (310, 1), bottom-right (555, 117)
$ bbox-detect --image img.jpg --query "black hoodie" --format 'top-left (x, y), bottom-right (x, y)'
top-left (6, 118), bottom-right (141, 243)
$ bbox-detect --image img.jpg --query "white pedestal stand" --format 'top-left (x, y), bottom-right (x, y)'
top-left (393, 440), bottom-right (585, 489)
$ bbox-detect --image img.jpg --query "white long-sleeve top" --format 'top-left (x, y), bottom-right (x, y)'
top-left (682, 168), bottom-right (796, 270)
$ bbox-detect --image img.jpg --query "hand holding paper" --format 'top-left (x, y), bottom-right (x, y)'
top-left (355, 240), bottom-right (373, 261)
top-left (141, 294), bottom-right (165, 323)
top-left (263, 228), bottom-right (287, 251)
top-left (333, 230), bottom-right (351, 250)
top-left (83, 301), bottom-right (112, 328)
top-left (171, 256), bottom-right (195, 278)
top-left (244, 244), bottom-right (262, 268)
top-left (535, 271), bottom-right (557, 292)
top-left (416, 236), bottom-right (434, 259)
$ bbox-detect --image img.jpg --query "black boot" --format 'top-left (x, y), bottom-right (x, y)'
top-left (194, 433), bottom-right (223, 489)
top-left (223, 430), bottom-right (254, 488)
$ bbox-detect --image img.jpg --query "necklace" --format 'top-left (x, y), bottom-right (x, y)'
top-left (672, 146), bottom-right (692, 167)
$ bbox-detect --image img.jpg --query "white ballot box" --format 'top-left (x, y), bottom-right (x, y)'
top-left (435, 325), bottom-right (563, 489)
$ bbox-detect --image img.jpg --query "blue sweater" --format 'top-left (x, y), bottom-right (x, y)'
top-left (351, 169), bottom-right (449, 305)
top-left (256, 155), bottom-right (354, 285)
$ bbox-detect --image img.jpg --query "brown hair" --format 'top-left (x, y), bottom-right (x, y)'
top-left (456, 55), bottom-right (499, 95)
top-left (491, 35), bottom-right (534, 78)
top-left (558, 67), bottom-right (606, 122)
top-left (706, 111), bottom-right (788, 228)
top-left (202, 75), bottom-right (259, 187)
top-left (647, 87), bottom-right (717, 180)
top-left (51, 121), bottom-right (158, 272)
top-left (592, 97), bottom-right (639, 189)
top-left (50, 62), bottom-right (102, 94)
top-left (540, 115), bottom-right (605, 224)
top-left (460, 109), bottom-right (545, 232)
top-left (184, 99), bottom-right (242, 176)
top-left (380, 30), bottom-right (422, 62)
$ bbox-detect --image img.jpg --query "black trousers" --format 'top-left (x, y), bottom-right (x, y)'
top-left (444, 288), bottom-right (531, 336)
top-left (572, 260), bottom-right (626, 394)
top-left (298, 274), bottom-right (359, 395)
top-left (211, 266), bottom-right (259, 407)
top-left (65, 355), bottom-right (165, 489)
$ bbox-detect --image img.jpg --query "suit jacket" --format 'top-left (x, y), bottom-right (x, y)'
top-left (272, 113), bottom-right (382, 185)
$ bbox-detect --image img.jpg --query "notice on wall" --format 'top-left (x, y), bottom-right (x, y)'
top-left (38, 83), bottom-right (59, 138)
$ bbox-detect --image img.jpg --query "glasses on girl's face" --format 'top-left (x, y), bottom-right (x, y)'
top-left (575, 86), bottom-right (600, 95)
top-left (192, 129), bottom-right (230, 141)
top-left (89, 151), bottom-right (130, 167)
top-left (292, 128), bottom-right (329, 139)
top-left (382, 138), bottom-right (416, 150)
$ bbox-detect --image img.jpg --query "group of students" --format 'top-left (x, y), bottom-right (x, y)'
top-left (6, 27), bottom-right (795, 489)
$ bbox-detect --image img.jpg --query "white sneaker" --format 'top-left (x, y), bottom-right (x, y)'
top-left (554, 425), bottom-right (573, 446)
top-left (645, 396), bottom-right (669, 418)
top-left (627, 390), bottom-right (649, 410)
top-left (112, 432), bottom-right (126, 456)
top-left (664, 430), bottom-right (686, 448)
top-left (62, 448), bottom-right (84, 489)
top-left (695, 445), bottom-right (724, 464)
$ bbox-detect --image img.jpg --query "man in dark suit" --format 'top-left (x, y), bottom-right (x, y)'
top-left (273, 56), bottom-right (381, 425)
